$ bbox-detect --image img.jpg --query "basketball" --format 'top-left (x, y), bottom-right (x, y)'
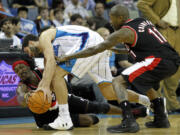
top-left (27, 90), bottom-right (52, 114)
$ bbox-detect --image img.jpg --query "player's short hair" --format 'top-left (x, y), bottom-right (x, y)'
top-left (22, 34), bottom-right (39, 50)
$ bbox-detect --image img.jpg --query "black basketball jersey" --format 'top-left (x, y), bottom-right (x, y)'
top-left (122, 18), bottom-right (179, 62)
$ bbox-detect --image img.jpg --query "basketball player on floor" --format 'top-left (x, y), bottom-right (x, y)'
top-left (12, 59), bottom-right (148, 129)
top-left (22, 24), bottom-right (150, 130)
top-left (55, 4), bottom-right (180, 133)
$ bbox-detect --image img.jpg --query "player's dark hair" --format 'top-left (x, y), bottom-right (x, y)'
top-left (22, 34), bottom-right (39, 50)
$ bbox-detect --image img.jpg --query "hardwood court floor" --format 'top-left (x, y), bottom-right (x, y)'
top-left (0, 115), bottom-right (180, 135)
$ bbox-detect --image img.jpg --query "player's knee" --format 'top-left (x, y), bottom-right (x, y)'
top-left (112, 75), bottom-right (124, 85)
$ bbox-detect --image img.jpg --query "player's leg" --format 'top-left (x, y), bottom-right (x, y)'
top-left (68, 94), bottom-right (147, 119)
top-left (44, 65), bottom-right (73, 130)
top-left (106, 75), bottom-right (140, 133)
top-left (98, 82), bottom-right (150, 107)
top-left (87, 51), bottom-right (150, 107)
top-left (71, 114), bottom-right (99, 127)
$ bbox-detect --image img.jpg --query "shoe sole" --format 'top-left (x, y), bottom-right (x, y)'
top-left (107, 126), bottom-right (140, 133)
top-left (43, 124), bottom-right (74, 130)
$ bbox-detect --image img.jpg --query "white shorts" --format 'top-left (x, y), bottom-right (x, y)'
top-left (72, 50), bottom-right (113, 84)
top-left (58, 32), bottom-right (113, 84)
top-left (58, 50), bottom-right (113, 84)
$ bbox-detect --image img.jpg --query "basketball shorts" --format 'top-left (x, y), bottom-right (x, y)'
top-left (58, 50), bottom-right (113, 84)
top-left (121, 56), bottom-right (178, 93)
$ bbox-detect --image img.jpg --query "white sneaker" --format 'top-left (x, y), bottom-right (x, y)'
top-left (44, 114), bottom-right (73, 130)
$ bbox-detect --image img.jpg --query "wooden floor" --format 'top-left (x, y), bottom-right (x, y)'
top-left (0, 115), bottom-right (180, 135)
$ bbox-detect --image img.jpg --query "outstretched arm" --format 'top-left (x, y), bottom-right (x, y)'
top-left (110, 47), bottom-right (129, 54)
top-left (56, 28), bottom-right (135, 62)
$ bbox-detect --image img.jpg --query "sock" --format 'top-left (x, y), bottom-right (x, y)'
top-left (139, 95), bottom-right (150, 107)
top-left (59, 104), bottom-right (70, 116)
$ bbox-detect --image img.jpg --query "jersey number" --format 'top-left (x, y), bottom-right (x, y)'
top-left (148, 27), bottom-right (167, 44)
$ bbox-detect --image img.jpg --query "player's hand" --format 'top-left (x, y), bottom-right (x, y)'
top-left (36, 88), bottom-right (52, 103)
top-left (111, 66), bottom-right (118, 76)
top-left (24, 91), bottom-right (33, 104)
top-left (55, 55), bottom-right (69, 63)
top-left (157, 20), bottom-right (169, 29)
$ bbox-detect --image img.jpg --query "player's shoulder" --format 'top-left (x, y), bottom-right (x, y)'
top-left (125, 18), bottom-right (147, 25)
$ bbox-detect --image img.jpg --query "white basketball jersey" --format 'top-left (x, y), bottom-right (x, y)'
top-left (52, 25), bottom-right (103, 57)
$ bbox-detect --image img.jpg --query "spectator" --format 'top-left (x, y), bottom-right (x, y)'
top-left (35, 7), bottom-right (54, 33)
top-left (86, 17), bottom-right (96, 30)
top-left (34, 0), bottom-right (49, 8)
top-left (96, 27), bottom-right (117, 76)
top-left (91, 2), bottom-right (109, 30)
top-left (52, 8), bottom-right (67, 27)
top-left (70, 13), bottom-right (84, 25)
top-left (12, 0), bottom-right (39, 20)
top-left (80, 0), bottom-right (96, 11)
top-left (0, 17), bottom-right (21, 49)
top-left (17, 6), bottom-right (28, 19)
top-left (96, 27), bottom-right (110, 40)
top-left (11, 17), bottom-right (21, 34)
top-left (137, 0), bottom-right (180, 112)
top-left (0, 0), bottom-right (8, 20)
top-left (50, 0), bottom-right (65, 20)
top-left (64, 0), bottom-right (90, 23)
top-left (12, 0), bottom-right (36, 8)
top-left (16, 7), bottom-right (38, 36)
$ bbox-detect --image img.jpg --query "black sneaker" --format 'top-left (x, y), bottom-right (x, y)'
top-left (145, 97), bottom-right (170, 128)
top-left (145, 117), bottom-right (170, 128)
top-left (107, 119), bottom-right (140, 133)
top-left (132, 106), bottom-right (148, 119)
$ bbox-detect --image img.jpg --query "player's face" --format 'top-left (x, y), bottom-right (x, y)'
top-left (23, 42), bottom-right (40, 57)
top-left (110, 14), bottom-right (122, 30)
top-left (14, 64), bottom-right (31, 81)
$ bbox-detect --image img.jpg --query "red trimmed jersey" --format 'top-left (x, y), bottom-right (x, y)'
top-left (122, 18), bottom-right (179, 62)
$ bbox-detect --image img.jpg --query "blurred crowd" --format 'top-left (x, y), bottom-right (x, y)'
top-left (0, 0), bottom-right (180, 113)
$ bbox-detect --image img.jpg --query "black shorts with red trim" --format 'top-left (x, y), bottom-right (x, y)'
top-left (121, 56), bottom-right (178, 93)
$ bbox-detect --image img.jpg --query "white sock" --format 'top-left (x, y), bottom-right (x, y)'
top-left (58, 104), bottom-right (70, 116)
top-left (139, 95), bottom-right (150, 107)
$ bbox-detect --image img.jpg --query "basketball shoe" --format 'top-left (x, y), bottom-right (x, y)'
top-left (145, 97), bottom-right (170, 128)
top-left (43, 104), bottom-right (73, 130)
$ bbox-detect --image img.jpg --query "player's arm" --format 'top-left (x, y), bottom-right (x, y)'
top-left (37, 28), bottom-right (56, 101)
top-left (16, 83), bottom-right (29, 107)
top-left (56, 28), bottom-right (135, 62)
top-left (110, 47), bottom-right (129, 54)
